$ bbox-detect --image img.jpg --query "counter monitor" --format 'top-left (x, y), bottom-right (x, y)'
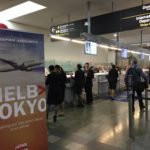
top-left (84, 41), bottom-right (97, 55)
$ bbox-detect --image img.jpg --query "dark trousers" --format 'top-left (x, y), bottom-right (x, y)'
top-left (85, 85), bottom-right (93, 104)
top-left (132, 89), bottom-right (145, 111)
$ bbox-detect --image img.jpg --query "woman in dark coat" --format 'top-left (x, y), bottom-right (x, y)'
top-left (46, 65), bottom-right (61, 122)
top-left (108, 65), bottom-right (118, 100)
top-left (55, 65), bottom-right (67, 116)
top-left (74, 64), bottom-right (85, 107)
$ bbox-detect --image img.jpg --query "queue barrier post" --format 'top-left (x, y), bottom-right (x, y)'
top-left (145, 88), bottom-right (148, 122)
top-left (127, 75), bottom-right (134, 138)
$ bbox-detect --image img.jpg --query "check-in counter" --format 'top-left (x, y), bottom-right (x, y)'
top-left (93, 72), bottom-right (120, 96)
top-left (92, 72), bottom-right (108, 96)
top-left (63, 72), bottom-right (121, 105)
top-left (64, 76), bottom-right (76, 106)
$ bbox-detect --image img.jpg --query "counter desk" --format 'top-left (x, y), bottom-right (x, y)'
top-left (63, 72), bottom-right (121, 105)
top-left (93, 73), bottom-right (120, 96)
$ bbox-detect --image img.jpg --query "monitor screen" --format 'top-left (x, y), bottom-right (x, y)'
top-left (140, 52), bottom-right (144, 60)
top-left (84, 41), bottom-right (97, 55)
top-left (121, 48), bottom-right (127, 58)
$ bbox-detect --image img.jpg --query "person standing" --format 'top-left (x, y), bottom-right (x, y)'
top-left (46, 65), bottom-right (60, 122)
top-left (125, 59), bottom-right (148, 112)
top-left (84, 63), bottom-right (94, 105)
top-left (108, 65), bottom-right (118, 100)
top-left (74, 64), bottom-right (85, 107)
top-left (59, 66), bottom-right (67, 116)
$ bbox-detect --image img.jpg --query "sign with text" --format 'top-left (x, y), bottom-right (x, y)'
top-left (91, 3), bottom-right (150, 34)
top-left (0, 29), bottom-right (48, 150)
top-left (50, 19), bottom-right (87, 39)
top-left (84, 41), bottom-right (97, 55)
top-left (121, 4), bottom-right (150, 30)
top-left (50, 3), bottom-right (150, 37)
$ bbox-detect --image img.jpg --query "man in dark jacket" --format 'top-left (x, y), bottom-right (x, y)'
top-left (125, 59), bottom-right (148, 112)
top-left (84, 63), bottom-right (94, 105)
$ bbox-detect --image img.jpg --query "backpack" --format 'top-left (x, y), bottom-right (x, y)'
top-left (127, 67), bottom-right (147, 91)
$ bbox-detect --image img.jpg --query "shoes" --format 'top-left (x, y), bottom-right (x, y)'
top-left (53, 115), bottom-right (57, 123)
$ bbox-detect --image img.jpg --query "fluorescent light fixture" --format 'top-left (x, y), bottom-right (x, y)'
top-left (127, 50), bottom-right (140, 54)
top-left (71, 39), bottom-right (85, 44)
top-left (98, 44), bottom-right (120, 51)
top-left (98, 44), bottom-right (109, 49)
top-left (113, 33), bottom-right (117, 37)
top-left (143, 53), bottom-right (149, 56)
top-left (49, 35), bottom-right (150, 55)
top-left (109, 47), bottom-right (119, 50)
top-left (127, 50), bottom-right (150, 56)
top-left (50, 34), bottom-right (71, 41)
top-left (0, 1), bottom-right (46, 21)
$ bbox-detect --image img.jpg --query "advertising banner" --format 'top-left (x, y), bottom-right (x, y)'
top-left (0, 29), bottom-right (48, 150)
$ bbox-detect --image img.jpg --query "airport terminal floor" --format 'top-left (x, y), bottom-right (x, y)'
top-left (48, 98), bottom-right (150, 150)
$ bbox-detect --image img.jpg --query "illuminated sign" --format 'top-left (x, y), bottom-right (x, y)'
top-left (50, 19), bottom-right (87, 38)
top-left (84, 41), bottom-right (97, 55)
top-left (121, 48), bottom-right (127, 58)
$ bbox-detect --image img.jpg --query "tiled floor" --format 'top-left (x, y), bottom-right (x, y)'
top-left (48, 99), bottom-right (150, 150)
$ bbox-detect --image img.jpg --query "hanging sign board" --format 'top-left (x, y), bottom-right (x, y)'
top-left (51, 3), bottom-right (150, 37)
top-left (120, 4), bottom-right (150, 30)
top-left (50, 19), bottom-right (87, 39)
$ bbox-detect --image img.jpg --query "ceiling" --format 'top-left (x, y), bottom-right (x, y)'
top-left (0, 0), bottom-right (150, 48)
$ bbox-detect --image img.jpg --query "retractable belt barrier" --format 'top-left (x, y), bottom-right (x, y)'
top-left (127, 75), bottom-right (149, 138)
top-left (134, 88), bottom-right (149, 122)
top-left (127, 75), bottom-right (134, 138)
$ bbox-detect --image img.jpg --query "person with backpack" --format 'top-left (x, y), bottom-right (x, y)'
top-left (125, 59), bottom-right (148, 112)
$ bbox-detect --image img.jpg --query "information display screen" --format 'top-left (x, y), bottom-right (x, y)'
top-left (84, 41), bottom-right (97, 55)
top-left (121, 48), bottom-right (128, 58)
top-left (140, 52), bottom-right (145, 59)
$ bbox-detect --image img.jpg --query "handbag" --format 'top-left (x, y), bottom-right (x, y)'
top-left (134, 81), bottom-right (148, 92)
top-left (132, 68), bottom-right (148, 92)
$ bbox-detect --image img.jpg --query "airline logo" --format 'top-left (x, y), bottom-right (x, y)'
top-left (15, 143), bottom-right (28, 150)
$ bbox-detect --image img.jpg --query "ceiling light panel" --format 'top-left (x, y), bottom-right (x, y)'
top-left (0, 1), bottom-right (46, 21)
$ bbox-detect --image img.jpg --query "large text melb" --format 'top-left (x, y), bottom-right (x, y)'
top-left (0, 85), bottom-right (46, 120)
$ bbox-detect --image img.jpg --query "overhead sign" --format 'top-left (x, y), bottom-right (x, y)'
top-left (91, 3), bottom-right (150, 34)
top-left (50, 19), bottom-right (87, 38)
top-left (50, 3), bottom-right (150, 38)
top-left (121, 4), bottom-right (150, 30)
top-left (0, 29), bottom-right (48, 150)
